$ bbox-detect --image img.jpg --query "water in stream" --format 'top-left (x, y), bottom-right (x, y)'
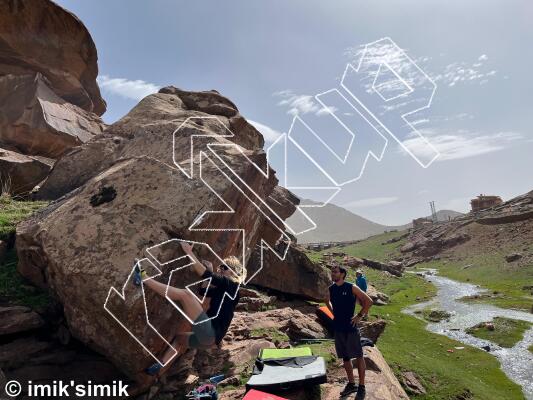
top-left (403, 269), bottom-right (533, 399)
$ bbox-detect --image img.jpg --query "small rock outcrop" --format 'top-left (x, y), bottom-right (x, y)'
top-left (247, 242), bottom-right (331, 302)
top-left (0, 147), bottom-right (54, 196)
top-left (0, 306), bottom-right (44, 335)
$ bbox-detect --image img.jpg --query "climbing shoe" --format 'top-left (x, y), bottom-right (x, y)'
top-left (340, 382), bottom-right (357, 396)
top-left (133, 263), bottom-right (146, 286)
top-left (145, 362), bottom-right (163, 376)
top-left (355, 384), bottom-right (366, 400)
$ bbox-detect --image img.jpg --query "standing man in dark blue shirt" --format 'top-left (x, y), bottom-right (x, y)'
top-left (325, 265), bottom-right (373, 399)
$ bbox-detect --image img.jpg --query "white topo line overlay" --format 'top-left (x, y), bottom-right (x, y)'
top-left (104, 37), bottom-right (440, 365)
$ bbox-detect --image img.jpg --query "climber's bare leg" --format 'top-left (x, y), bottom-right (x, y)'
top-left (142, 278), bottom-right (204, 321)
top-left (158, 334), bottom-right (190, 366)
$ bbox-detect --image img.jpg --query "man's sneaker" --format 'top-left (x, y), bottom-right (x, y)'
top-left (355, 384), bottom-right (366, 400)
top-left (340, 382), bottom-right (357, 396)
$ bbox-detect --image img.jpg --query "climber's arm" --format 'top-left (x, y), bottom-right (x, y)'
top-left (180, 242), bottom-right (206, 277)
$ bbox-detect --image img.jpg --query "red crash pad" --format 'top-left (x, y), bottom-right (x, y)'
top-left (243, 389), bottom-right (289, 400)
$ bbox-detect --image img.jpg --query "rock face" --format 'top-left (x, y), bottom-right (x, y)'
top-left (367, 284), bottom-right (390, 306)
top-left (401, 371), bottom-right (426, 395)
top-left (0, 0), bottom-right (106, 115)
top-left (15, 88), bottom-right (297, 387)
top-left (230, 307), bottom-right (329, 342)
top-left (0, 147), bottom-right (53, 196)
top-left (0, 306), bottom-right (44, 335)
top-left (0, 0), bottom-right (107, 195)
top-left (247, 243), bottom-right (331, 302)
top-left (35, 87), bottom-right (267, 201)
top-left (335, 255), bottom-right (404, 277)
top-left (0, 73), bottom-right (105, 159)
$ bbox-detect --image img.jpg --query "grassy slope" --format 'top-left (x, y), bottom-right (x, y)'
top-left (306, 231), bottom-right (406, 264)
top-left (421, 253), bottom-right (533, 312)
top-left (419, 222), bottom-right (533, 312)
top-left (0, 195), bottom-right (51, 308)
top-left (0, 195), bottom-right (48, 240)
top-left (466, 317), bottom-right (532, 348)
top-left (305, 231), bottom-right (525, 400)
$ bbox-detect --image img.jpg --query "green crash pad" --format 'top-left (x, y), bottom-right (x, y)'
top-left (259, 347), bottom-right (312, 360)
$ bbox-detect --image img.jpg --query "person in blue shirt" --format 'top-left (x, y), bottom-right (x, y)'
top-left (356, 269), bottom-right (369, 321)
top-left (355, 270), bottom-right (367, 293)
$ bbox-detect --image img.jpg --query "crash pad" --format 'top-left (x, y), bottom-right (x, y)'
top-left (259, 347), bottom-right (312, 360)
top-left (242, 389), bottom-right (288, 400)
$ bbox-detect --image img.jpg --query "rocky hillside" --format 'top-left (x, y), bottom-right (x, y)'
top-left (398, 189), bottom-right (533, 311)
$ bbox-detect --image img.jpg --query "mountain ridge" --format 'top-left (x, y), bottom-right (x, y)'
top-left (289, 199), bottom-right (462, 243)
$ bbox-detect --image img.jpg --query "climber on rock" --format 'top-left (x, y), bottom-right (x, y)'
top-left (325, 265), bottom-right (373, 399)
top-left (133, 241), bottom-right (243, 376)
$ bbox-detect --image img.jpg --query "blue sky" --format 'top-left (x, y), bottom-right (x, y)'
top-left (57, 0), bottom-right (533, 225)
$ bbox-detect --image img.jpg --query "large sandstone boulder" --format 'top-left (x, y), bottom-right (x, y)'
top-left (247, 243), bottom-right (331, 302)
top-left (0, 147), bottom-right (53, 196)
top-left (35, 87), bottom-right (267, 200)
top-left (0, 73), bottom-right (105, 159)
top-left (15, 88), bottom-right (296, 389)
top-left (0, 0), bottom-right (106, 115)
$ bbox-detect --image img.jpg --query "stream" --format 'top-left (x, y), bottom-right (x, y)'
top-left (403, 269), bottom-right (533, 399)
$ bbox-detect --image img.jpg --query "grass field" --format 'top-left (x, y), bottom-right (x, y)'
top-left (466, 317), bottom-right (531, 348)
top-left (414, 253), bottom-right (533, 312)
top-left (0, 195), bottom-right (50, 308)
top-left (305, 230), bottom-right (407, 264)
top-left (0, 194), bottom-right (48, 240)
top-left (307, 231), bottom-right (525, 399)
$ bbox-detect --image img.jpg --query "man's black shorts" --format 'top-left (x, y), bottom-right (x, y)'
top-left (334, 328), bottom-right (363, 360)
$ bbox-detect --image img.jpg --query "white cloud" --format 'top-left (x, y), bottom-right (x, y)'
top-left (400, 129), bottom-right (524, 161)
top-left (346, 42), bottom-right (497, 90)
top-left (342, 196), bottom-right (399, 209)
top-left (248, 120), bottom-right (283, 143)
top-left (275, 92), bottom-right (320, 116)
top-left (345, 41), bottom-right (432, 102)
top-left (316, 106), bottom-right (338, 116)
top-left (433, 55), bottom-right (497, 87)
top-left (97, 75), bottom-right (160, 101)
top-left (274, 90), bottom-right (337, 117)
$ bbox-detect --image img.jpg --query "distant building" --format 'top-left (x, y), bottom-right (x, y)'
top-left (470, 194), bottom-right (502, 212)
